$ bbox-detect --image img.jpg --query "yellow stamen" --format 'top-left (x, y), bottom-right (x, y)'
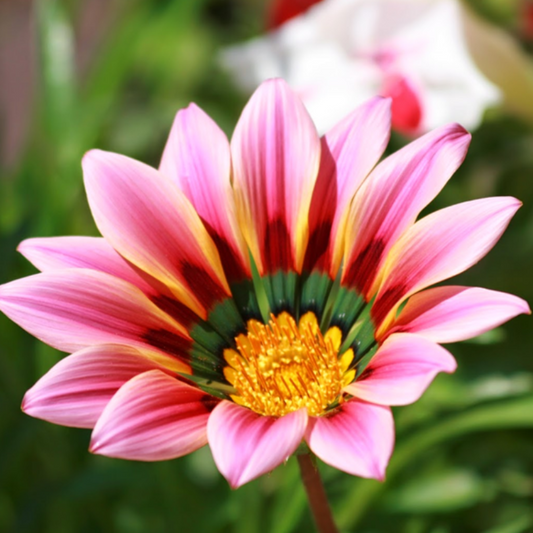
top-left (223, 311), bottom-right (354, 417)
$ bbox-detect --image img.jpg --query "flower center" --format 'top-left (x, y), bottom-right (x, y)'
top-left (223, 312), bottom-right (355, 417)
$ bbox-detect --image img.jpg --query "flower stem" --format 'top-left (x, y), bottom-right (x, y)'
top-left (297, 453), bottom-right (339, 533)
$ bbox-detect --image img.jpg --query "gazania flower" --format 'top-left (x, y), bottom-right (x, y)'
top-left (0, 79), bottom-right (528, 489)
top-left (221, 0), bottom-right (503, 136)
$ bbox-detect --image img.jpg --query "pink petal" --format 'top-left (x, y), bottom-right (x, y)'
top-left (90, 370), bottom-right (215, 461)
top-left (384, 286), bottom-right (531, 343)
top-left (22, 344), bottom-right (182, 428)
top-left (0, 269), bottom-right (191, 358)
top-left (18, 236), bottom-right (155, 295)
top-left (305, 97), bottom-right (391, 272)
top-left (159, 104), bottom-right (250, 281)
top-left (372, 197), bottom-right (521, 329)
top-left (231, 78), bottom-right (321, 273)
top-left (306, 400), bottom-right (394, 481)
top-left (83, 150), bottom-right (230, 318)
top-left (207, 401), bottom-right (308, 488)
top-left (345, 334), bottom-right (456, 406)
top-left (342, 123), bottom-right (471, 297)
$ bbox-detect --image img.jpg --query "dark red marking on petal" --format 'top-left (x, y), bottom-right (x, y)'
top-left (268, 0), bottom-right (323, 29)
top-left (303, 137), bottom-right (337, 272)
top-left (371, 284), bottom-right (408, 328)
top-left (303, 220), bottom-right (333, 272)
top-left (356, 367), bottom-right (375, 382)
top-left (180, 262), bottom-right (230, 309)
top-left (150, 294), bottom-right (199, 328)
top-left (121, 256), bottom-right (174, 296)
top-left (264, 218), bottom-right (293, 272)
top-left (142, 329), bottom-right (193, 361)
top-left (115, 245), bottom-right (230, 313)
top-left (125, 249), bottom-right (230, 312)
top-left (203, 224), bottom-right (250, 283)
top-left (343, 239), bottom-right (385, 297)
top-left (200, 394), bottom-right (219, 412)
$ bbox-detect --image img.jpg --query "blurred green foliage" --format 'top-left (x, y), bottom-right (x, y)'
top-left (1, 0), bottom-right (533, 532)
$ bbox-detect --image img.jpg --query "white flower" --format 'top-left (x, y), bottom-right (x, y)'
top-left (221, 0), bottom-right (502, 135)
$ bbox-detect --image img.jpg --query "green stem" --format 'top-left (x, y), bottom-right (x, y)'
top-left (297, 454), bottom-right (339, 533)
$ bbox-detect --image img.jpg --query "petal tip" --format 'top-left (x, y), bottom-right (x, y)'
top-left (445, 122), bottom-right (471, 137)
top-left (82, 149), bottom-right (121, 177)
top-left (88, 437), bottom-right (102, 455)
top-left (226, 472), bottom-right (249, 490)
top-left (185, 102), bottom-right (200, 112)
top-left (437, 123), bottom-right (472, 150)
top-left (378, 472), bottom-right (387, 482)
top-left (365, 457), bottom-right (390, 483)
top-left (444, 355), bottom-right (458, 374)
top-left (16, 239), bottom-right (31, 255)
top-left (20, 392), bottom-right (31, 414)
top-left (497, 196), bottom-right (523, 220)
top-left (82, 148), bottom-right (104, 167)
top-left (514, 295), bottom-right (531, 315)
top-left (257, 77), bottom-right (296, 98)
top-left (178, 102), bottom-right (203, 121)
top-left (89, 431), bottom-right (112, 456)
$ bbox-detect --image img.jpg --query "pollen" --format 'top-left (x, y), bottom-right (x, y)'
top-left (223, 311), bottom-right (355, 417)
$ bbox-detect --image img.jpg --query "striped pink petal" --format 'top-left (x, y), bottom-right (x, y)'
top-left (0, 269), bottom-right (191, 359)
top-left (342, 124), bottom-right (471, 297)
top-left (159, 104), bottom-right (250, 281)
top-left (305, 400), bottom-right (394, 481)
top-left (372, 197), bottom-right (521, 330)
top-left (345, 334), bottom-right (457, 406)
top-left (83, 150), bottom-right (230, 319)
top-left (231, 78), bottom-right (321, 274)
top-left (207, 401), bottom-right (308, 488)
top-left (22, 344), bottom-right (182, 428)
top-left (384, 286), bottom-right (531, 343)
top-left (18, 236), bottom-right (155, 295)
top-left (90, 370), bottom-right (215, 461)
top-left (305, 97), bottom-right (391, 272)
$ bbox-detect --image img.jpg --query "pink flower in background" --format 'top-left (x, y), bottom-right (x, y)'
top-left (0, 79), bottom-right (528, 488)
top-left (221, 0), bottom-right (502, 136)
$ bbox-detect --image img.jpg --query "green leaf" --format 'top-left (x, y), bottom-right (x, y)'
top-left (232, 481), bottom-right (263, 533)
top-left (483, 513), bottom-right (533, 533)
top-left (269, 459), bottom-right (307, 533)
top-left (36, 0), bottom-right (76, 141)
top-left (384, 470), bottom-right (491, 513)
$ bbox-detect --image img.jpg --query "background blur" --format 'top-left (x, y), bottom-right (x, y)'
top-left (1, 0), bottom-right (533, 532)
